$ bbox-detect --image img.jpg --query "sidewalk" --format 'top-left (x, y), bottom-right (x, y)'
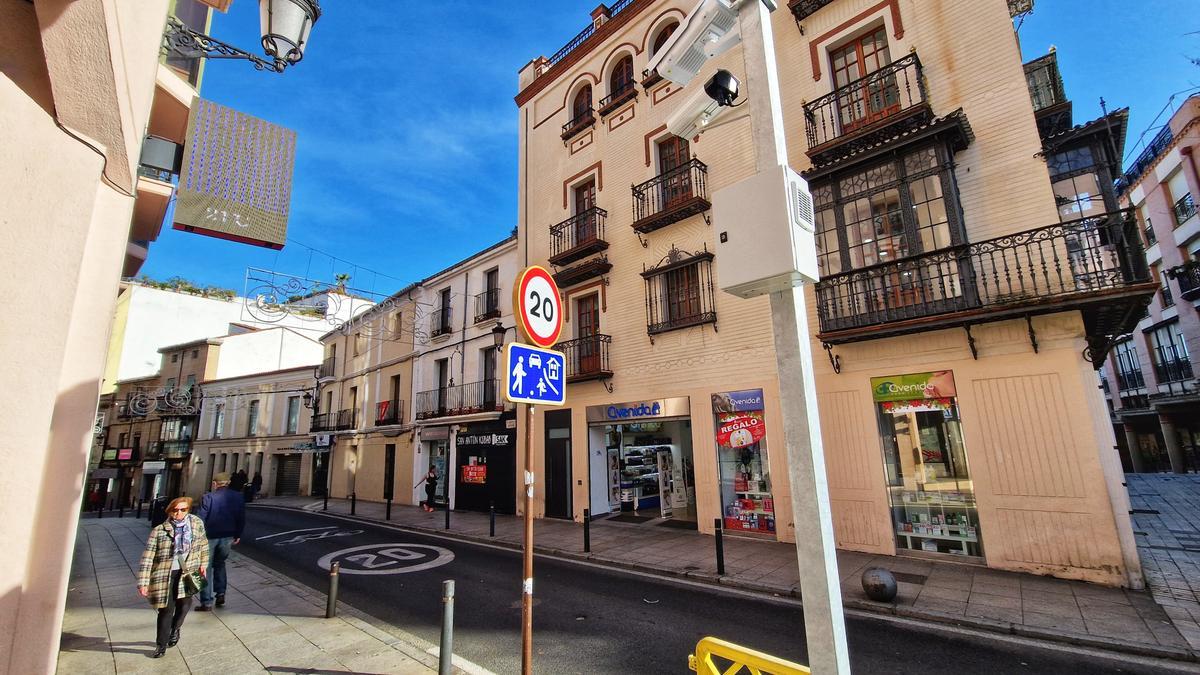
top-left (1129, 473), bottom-right (1200, 651)
top-left (59, 517), bottom-right (478, 674)
top-left (260, 492), bottom-right (1198, 663)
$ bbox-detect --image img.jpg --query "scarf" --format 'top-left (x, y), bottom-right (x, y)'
top-left (170, 515), bottom-right (193, 560)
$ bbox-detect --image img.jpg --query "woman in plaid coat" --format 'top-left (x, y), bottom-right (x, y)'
top-left (137, 496), bottom-right (210, 658)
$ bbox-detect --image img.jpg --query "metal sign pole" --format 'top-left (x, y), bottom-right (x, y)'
top-left (521, 402), bottom-right (535, 675)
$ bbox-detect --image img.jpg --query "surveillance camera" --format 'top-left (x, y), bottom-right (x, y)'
top-left (645, 1), bottom-right (779, 87)
top-left (665, 70), bottom-right (741, 140)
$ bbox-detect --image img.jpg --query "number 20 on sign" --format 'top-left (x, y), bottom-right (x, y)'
top-left (513, 266), bottom-right (563, 348)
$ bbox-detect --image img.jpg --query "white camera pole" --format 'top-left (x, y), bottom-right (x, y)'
top-left (736, 2), bottom-right (851, 673)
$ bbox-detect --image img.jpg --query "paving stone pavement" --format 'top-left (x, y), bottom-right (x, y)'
top-left (1129, 472), bottom-right (1200, 651)
top-left (58, 517), bottom-right (485, 674)
top-left (253, 493), bottom-right (1199, 663)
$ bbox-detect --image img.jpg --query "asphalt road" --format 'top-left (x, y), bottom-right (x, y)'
top-left (238, 505), bottom-right (1185, 675)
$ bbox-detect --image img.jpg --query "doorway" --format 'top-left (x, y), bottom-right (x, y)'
top-left (545, 409), bottom-right (572, 519)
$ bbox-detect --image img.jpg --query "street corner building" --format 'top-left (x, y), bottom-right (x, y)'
top-left (512, 0), bottom-right (1153, 588)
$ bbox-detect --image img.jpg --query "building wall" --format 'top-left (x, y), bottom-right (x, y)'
top-left (0, 1), bottom-right (172, 671)
top-left (515, 0), bottom-right (1139, 585)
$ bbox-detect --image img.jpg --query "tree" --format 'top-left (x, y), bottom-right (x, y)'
top-left (333, 273), bottom-right (351, 294)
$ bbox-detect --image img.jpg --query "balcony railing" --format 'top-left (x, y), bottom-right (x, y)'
top-left (1162, 278), bottom-right (1176, 308)
top-left (787, 0), bottom-right (834, 21)
top-left (803, 53), bottom-right (927, 152)
top-left (597, 81), bottom-right (637, 116)
top-left (1168, 261), bottom-right (1200, 301)
top-left (375, 399), bottom-right (405, 426)
top-left (1175, 193), bottom-right (1196, 226)
top-left (430, 307), bottom-right (452, 338)
top-left (815, 210), bottom-right (1151, 339)
top-left (1153, 350), bottom-right (1194, 384)
top-left (474, 288), bottom-right (501, 323)
top-left (560, 334), bottom-right (613, 383)
top-left (318, 356), bottom-right (336, 380)
top-left (1144, 222), bottom-right (1157, 246)
top-left (549, 207), bottom-right (608, 266)
top-left (415, 379), bottom-right (503, 420)
top-left (1117, 369), bottom-right (1146, 391)
top-left (1122, 126), bottom-right (1173, 189)
top-left (631, 159), bottom-right (710, 234)
top-left (152, 440), bottom-right (191, 459)
top-left (543, 0), bottom-right (635, 71)
top-left (312, 409), bottom-right (356, 432)
top-left (562, 107), bottom-right (595, 141)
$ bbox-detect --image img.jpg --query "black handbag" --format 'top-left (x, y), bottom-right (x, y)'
top-left (181, 570), bottom-right (207, 597)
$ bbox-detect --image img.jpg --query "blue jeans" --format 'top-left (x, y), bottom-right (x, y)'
top-left (200, 537), bottom-right (233, 606)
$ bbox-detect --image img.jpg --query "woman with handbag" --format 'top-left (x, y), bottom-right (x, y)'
top-left (136, 496), bottom-right (210, 658)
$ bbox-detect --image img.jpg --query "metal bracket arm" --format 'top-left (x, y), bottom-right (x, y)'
top-left (163, 17), bottom-right (284, 73)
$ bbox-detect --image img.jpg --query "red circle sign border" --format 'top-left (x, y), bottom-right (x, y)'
top-left (514, 265), bottom-right (563, 348)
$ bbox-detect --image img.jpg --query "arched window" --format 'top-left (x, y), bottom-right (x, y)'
top-left (573, 85), bottom-right (592, 120)
top-left (611, 55), bottom-right (634, 94)
top-left (651, 21), bottom-right (679, 55)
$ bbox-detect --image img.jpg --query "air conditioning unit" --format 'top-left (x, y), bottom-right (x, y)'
top-left (712, 164), bottom-right (818, 299)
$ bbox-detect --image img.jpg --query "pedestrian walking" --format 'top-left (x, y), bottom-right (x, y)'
top-left (417, 466), bottom-right (439, 512)
top-left (195, 472), bottom-right (245, 611)
top-left (251, 471), bottom-right (263, 499)
top-left (230, 468), bottom-right (248, 492)
top-left (136, 496), bottom-right (209, 658)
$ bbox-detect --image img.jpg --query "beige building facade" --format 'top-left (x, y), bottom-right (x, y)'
top-left (514, 0), bottom-right (1153, 586)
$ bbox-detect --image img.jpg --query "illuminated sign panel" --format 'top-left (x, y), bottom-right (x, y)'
top-left (173, 98), bottom-right (297, 249)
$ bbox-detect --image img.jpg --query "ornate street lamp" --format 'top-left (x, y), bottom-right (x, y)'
top-left (164, 0), bottom-right (322, 74)
top-left (492, 321), bottom-right (509, 352)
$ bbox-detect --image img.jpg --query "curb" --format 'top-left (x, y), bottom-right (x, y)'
top-left (258, 504), bottom-right (1200, 665)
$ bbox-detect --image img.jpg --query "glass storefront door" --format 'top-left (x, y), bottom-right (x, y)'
top-left (712, 389), bottom-right (776, 536)
top-left (872, 371), bottom-right (982, 558)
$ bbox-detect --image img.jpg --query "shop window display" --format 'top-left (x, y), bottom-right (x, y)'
top-left (712, 389), bottom-right (775, 535)
top-left (872, 371), bottom-right (982, 558)
top-left (595, 420), bottom-right (696, 521)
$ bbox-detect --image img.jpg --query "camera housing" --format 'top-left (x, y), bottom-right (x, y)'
top-left (665, 70), bottom-right (741, 140)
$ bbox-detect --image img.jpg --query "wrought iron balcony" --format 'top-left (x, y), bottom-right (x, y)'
top-left (1174, 193), bottom-right (1196, 226)
top-left (631, 159), bottom-right (710, 234)
top-left (1168, 261), bottom-right (1200, 301)
top-left (642, 246), bottom-right (718, 336)
top-left (549, 207), bottom-right (608, 266)
top-left (1153, 351), bottom-right (1195, 384)
top-left (375, 399), bottom-right (405, 426)
top-left (312, 409), bottom-right (356, 432)
top-left (542, 0), bottom-right (635, 72)
top-left (597, 81), bottom-right (637, 116)
top-left (152, 440), bottom-right (191, 459)
top-left (1122, 126), bottom-right (1173, 190)
top-left (415, 379), bottom-right (502, 420)
top-left (430, 306), bottom-right (452, 338)
top-left (474, 288), bottom-right (501, 323)
top-left (1117, 368), bottom-right (1145, 391)
top-left (803, 53), bottom-right (929, 157)
top-left (562, 107), bottom-right (595, 141)
top-left (815, 210), bottom-right (1154, 362)
top-left (560, 334), bottom-right (613, 383)
top-left (317, 356), bottom-right (336, 381)
top-left (1144, 222), bottom-right (1157, 246)
top-left (553, 256), bottom-right (612, 288)
top-left (787, 0), bottom-right (834, 21)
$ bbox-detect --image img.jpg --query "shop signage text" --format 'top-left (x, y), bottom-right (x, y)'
top-left (586, 397), bottom-right (690, 423)
top-left (711, 389), bottom-right (765, 413)
top-left (608, 402), bottom-right (661, 419)
top-left (870, 371), bottom-right (957, 403)
top-left (117, 448), bottom-right (133, 460)
top-left (102, 449), bottom-right (117, 461)
top-left (142, 461), bottom-right (166, 474)
top-left (715, 412), bottom-right (766, 448)
top-left (461, 465), bottom-right (487, 484)
top-left (457, 433), bottom-right (511, 446)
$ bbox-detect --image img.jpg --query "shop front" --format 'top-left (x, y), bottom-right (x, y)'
top-left (417, 425), bottom-right (450, 506)
top-left (454, 412), bottom-right (517, 514)
top-left (870, 371), bottom-right (983, 560)
top-left (585, 397), bottom-right (696, 525)
top-left (711, 389), bottom-right (778, 537)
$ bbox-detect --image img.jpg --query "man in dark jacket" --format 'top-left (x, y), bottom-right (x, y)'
top-left (196, 472), bottom-right (245, 610)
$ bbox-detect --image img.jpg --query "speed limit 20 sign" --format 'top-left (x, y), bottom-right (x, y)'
top-left (513, 266), bottom-right (563, 348)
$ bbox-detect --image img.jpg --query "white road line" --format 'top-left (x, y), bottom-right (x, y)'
top-left (254, 525), bottom-right (336, 541)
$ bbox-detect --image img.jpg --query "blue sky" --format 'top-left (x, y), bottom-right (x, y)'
top-left (141, 1), bottom-right (1200, 297)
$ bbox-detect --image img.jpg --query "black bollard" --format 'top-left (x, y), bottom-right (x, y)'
top-left (439, 580), bottom-right (455, 675)
top-left (325, 562), bottom-right (340, 618)
top-left (444, 497), bottom-right (450, 530)
top-left (119, 505), bottom-right (125, 518)
top-left (323, 490), bottom-right (328, 512)
top-left (98, 506), bottom-right (103, 519)
top-left (386, 498), bottom-right (392, 521)
top-left (489, 501), bottom-right (495, 538)
top-left (584, 508), bottom-right (591, 553)
top-left (714, 518), bottom-right (725, 576)
top-left (136, 500), bottom-right (143, 519)
top-left (350, 492), bottom-right (356, 515)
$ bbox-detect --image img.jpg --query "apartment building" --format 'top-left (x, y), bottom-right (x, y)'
top-left (1102, 95), bottom-right (1200, 473)
top-left (191, 365), bottom-right (322, 497)
top-left (514, 0), bottom-right (1152, 586)
top-left (314, 236), bottom-right (520, 513)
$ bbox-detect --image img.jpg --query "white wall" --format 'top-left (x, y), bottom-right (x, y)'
top-left (210, 328), bottom-right (322, 381)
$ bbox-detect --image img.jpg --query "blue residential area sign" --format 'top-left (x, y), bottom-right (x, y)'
top-left (505, 342), bottom-right (566, 406)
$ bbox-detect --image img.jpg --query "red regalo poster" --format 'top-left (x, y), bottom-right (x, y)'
top-left (715, 412), bottom-right (766, 448)
top-left (461, 465), bottom-right (487, 484)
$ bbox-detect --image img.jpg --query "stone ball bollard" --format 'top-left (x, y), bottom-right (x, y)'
top-left (861, 567), bottom-right (898, 602)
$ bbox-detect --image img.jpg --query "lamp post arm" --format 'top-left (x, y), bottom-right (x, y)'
top-left (162, 17), bottom-right (284, 73)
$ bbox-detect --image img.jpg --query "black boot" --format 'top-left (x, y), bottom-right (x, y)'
top-left (168, 628), bottom-right (180, 647)
top-left (151, 646), bottom-right (166, 658)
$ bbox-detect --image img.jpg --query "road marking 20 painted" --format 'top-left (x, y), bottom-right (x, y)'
top-left (318, 543), bottom-right (454, 575)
